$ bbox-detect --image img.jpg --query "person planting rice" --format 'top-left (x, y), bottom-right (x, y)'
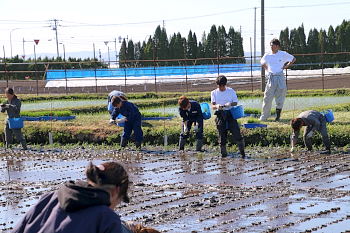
top-left (178, 96), bottom-right (204, 151)
top-left (211, 75), bottom-right (245, 158)
top-left (1, 87), bottom-right (27, 150)
top-left (109, 95), bottom-right (143, 149)
top-left (290, 110), bottom-right (331, 154)
top-left (259, 38), bottom-right (296, 122)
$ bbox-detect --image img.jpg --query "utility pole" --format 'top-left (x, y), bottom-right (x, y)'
top-left (49, 19), bottom-right (61, 57)
top-left (261, 0), bottom-right (265, 92)
top-left (254, 7), bottom-right (256, 63)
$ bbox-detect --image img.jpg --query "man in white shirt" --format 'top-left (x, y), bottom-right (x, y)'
top-left (260, 38), bottom-right (296, 121)
top-left (211, 75), bottom-right (245, 158)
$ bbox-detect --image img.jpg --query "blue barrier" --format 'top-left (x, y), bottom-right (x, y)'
top-left (24, 116), bottom-right (76, 121)
top-left (46, 63), bottom-right (261, 81)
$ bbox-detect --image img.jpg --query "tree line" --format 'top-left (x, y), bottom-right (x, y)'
top-left (279, 20), bottom-right (350, 69)
top-left (118, 25), bottom-right (245, 67)
top-left (0, 56), bottom-right (107, 80)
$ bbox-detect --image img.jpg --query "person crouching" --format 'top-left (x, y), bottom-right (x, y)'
top-left (178, 96), bottom-right (204, 151)
top-left (109, 95), bottom-right (143, 149)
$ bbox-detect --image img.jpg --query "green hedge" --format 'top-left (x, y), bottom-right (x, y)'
top-left (5, 122), bottom-right (348, 149)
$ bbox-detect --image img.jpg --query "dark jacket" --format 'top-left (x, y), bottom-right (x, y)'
top-left (1, 95), bottom-right (21, 120)
top-left (178, 100), bottom-right (203, 123)
top-left (110, 100), bottom-right (141, 123)
top-left (12, 180), bottom-right (122, 233)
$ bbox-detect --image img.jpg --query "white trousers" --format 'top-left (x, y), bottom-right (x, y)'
top-left (260, 83), bottom-right (287, 120)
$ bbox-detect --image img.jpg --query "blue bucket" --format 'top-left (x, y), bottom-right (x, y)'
top-left (117, 114), bottom-right (126, 127)
top-left (108, 102), bottom-right (113, 111)
top-left (200, 102), bottom-right (211, 120)
top-left (321, 109), bottom-right (334, 122)
top-left (8, 118), bottom-right (24, 129)
top-left (229, 105), bottom-right (245, 120)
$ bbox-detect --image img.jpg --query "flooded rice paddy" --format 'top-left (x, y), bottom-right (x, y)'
top-left (1, 146), bottom-right (350, 232)
top-left (22, 96), bottom-right (350, 113)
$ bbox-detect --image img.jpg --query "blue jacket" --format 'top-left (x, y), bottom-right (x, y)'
top-left (12, 180), bottom-right (122, 233)
top-left (178, 100), bottom-right (203, 123)
top-left (111, 101), bottom-right (141, 122)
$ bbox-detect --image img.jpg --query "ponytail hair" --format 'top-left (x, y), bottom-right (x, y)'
top-left (5, 87), bottom-right (16, 97)
top-left (86, 161), bottom-right (130, 203)
top-left (119, 95), bottom-right (128, 101)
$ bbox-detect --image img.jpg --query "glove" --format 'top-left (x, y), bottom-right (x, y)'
top-left (306, 131), bottom-right (314, 139)
top-left (216, 104), bottom-right (224, 110)
top-left (224, 102), bottom-right (231, 108)
top-left (109, 119), bottom-right (115, 125)
top-left (116, 118), bottom-right (127, 124)
top-left (183, 125), bottom-right (189, 133)
top-left (290, 147), bottom-right (295, 152)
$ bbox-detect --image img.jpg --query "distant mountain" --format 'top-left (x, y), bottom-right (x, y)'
top-left (22, 51), bottom-right (117, 62)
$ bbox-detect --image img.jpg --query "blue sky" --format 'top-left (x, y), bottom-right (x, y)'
top-left (1, 0), bottom-right (349, 59)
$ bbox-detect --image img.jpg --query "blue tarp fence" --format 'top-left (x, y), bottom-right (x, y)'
top-left (47, 63), bottom-right (261, 82)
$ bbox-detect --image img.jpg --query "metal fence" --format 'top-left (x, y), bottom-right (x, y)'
top-left (1, 48), bottom-right (350, 95)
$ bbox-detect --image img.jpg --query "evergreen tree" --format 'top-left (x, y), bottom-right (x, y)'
top-left (326, 25), bottom-right (336, 67)
top-left (307, 28), bottom-right (320, 67)
top-left (174, 32), bottom-right (184, 63)
top-left (279, 27), bottom-right (290, 51)
top-left (143, 36), bottom-right (153, 66)
top-left (187, 30), bottom-right (198, 60)
top-left (119, 39), bottom-right (127, 68)
top-left (218, 25), bottom-right (227, 63)
top-left (158, 27), bottom-right (169, 66)
top-left (205, 25), bottom-right (218, 64)
top-left (168, 33), bottom-right (176, 66)
top-left (127, 39), bottom-right (135, 67)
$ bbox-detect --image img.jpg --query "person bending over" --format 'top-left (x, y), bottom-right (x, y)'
top-left (178, 96), bottom-right (204, 151)
top-left (290, 110), bottom-right (331, 154)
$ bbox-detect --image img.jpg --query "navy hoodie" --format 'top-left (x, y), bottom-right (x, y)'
top-left (12, 180), bottom-right (122, 233)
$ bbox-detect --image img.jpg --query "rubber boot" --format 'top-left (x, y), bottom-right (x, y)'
top-left (20, 140), bottom-right (27, 150)
top-left (220, 146), bottom-right (227, 157)
top-left (304, 137), bottom-right (313, 151)
top-left (135, 141), bottom-right (142, 150)
top-left (120, 139), bottom-right (128, 148)
top-left (6, 142), bottom-right (12, 149)
top-left (320, 136), bottom-right (331, 154)
top-left (196, 139), bottom-right (203, 152)
top-left (274, 108), bottom-right (282, 122)
top-left (237, 140), bottom-right (245, 158)
top-left (179, 138), bottom-right (186, 151)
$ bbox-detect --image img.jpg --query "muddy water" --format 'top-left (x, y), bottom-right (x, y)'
top-left (1, 147), bottom-right (350, 232)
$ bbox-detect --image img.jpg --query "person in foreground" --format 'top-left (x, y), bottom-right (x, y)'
top-left (178, 96), bottom-right (204, 151)
top-left (211, 75), bottom-right (245, 158)
top-left (12, 161), bottom-right (130, 233)
top-left (260, 38), bottom-right (296, 121)
top-left (1, 87), bottom-right (27, 150)
top-left (109, 95), bottom-right (143, 149)
top-left (290, 110), bottom-right (331, 154)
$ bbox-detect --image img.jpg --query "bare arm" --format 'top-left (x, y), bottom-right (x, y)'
top-left (283, 57), bottom-right (296, 69)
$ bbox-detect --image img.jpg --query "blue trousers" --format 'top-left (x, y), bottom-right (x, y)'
top-left (122, 113), bottom-right (143, 142)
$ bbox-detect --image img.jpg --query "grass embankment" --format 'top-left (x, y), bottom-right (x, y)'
top-left (0, 89), bottom-right (349, 149)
